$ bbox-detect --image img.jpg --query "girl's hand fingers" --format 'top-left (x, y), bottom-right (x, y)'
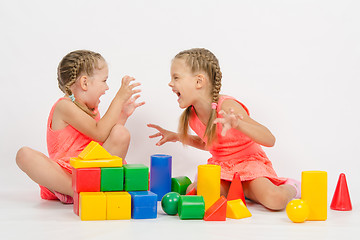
top-left (147, 124), bottom-right (163, 132)
top-left (136, 101), bottom-right (145, 108)
top-left (149, 132), bottom-right (162, 138)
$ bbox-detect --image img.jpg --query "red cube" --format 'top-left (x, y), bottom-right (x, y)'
top-left (72, 167), bottom-right (101, 193)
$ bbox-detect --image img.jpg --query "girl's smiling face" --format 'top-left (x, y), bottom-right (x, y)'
top-left (169, 58), bottom-right (198, 109)
top-left (84, 60), bottom-right (109, 109)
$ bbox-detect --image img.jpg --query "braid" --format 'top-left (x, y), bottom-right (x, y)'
top-left (175, 48), bottom-right (222, 145)
top-left (57, 50), bottom-right (104, 117)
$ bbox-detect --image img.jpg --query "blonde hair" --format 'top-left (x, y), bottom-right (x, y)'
top-left (175, 48), bottom-right (222, 146)
top-left (57, 50), bottom-right (105, 117)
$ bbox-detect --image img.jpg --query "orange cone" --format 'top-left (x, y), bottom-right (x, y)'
top-left (227, 172), bottom-right (246, 206)
top-left (330, 173), bottom-right (352, 211)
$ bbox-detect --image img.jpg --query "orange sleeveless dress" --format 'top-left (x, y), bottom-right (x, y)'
top-left (189, 95), bottom-right (286, 185)
top-left (40, 97), bottom-right (102, 199)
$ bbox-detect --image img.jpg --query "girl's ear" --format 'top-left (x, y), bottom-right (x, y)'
top-left (79, 76), bottom-right (88, 91)
top-left (196, 74), bottom-right (206, 89)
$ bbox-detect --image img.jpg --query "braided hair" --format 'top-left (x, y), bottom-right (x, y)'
top-left (175, 48), bottom-right (222, 145)
top-left (57, 50), bottom-right (105, 116)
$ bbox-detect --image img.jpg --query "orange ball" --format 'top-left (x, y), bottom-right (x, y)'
top-left (286, 199), bottom-right (310, 223)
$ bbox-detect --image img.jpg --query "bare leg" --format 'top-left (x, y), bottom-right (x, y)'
top-left (16, 147), bottom-right (73, 196)
top-left (102, 124), bottom-right (130, 159)
top-left (242, 177), bottom-right (296, 210)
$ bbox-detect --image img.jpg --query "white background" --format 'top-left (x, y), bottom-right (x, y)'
top-left (1, 0), bottom-right (359, 213)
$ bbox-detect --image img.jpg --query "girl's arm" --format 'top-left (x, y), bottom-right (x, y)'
top-left (147, 124), bottom-right (207, 150)
top-left (214, 99), bottom-right (276, 147)
top-left (56, 76), bottom-right (141, 142)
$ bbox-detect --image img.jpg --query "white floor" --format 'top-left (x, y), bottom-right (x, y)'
top-left (1, 167), bottom-right (359, 240)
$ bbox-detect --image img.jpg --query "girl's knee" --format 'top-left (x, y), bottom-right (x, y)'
top-left (16, 147), bottom-right (33, 169)
top-left (108, 124), bottom-right (130, 146)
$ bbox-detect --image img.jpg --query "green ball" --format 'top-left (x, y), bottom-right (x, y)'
top-left (161, 192), bottom-right (181, 215)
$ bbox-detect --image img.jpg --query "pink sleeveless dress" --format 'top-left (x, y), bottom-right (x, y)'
top-left (40, 97), bottom-right (102, 199)
top-left (189, 95), bottom-right (286, 185)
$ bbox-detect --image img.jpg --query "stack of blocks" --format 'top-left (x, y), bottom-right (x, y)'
top-left (70, 141), bottom-right (157, 221)
top-left (165, 164), bottom-right (251, 221)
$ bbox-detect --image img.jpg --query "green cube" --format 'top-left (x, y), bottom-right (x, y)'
top-left (171, 176), bottom-right (192, 195)
top-left (101, 167), bottom-right (124, 191)
top-left (124, 164), bottom-right (149, 191)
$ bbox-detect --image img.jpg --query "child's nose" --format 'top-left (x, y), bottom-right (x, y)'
top-left (168, 80), bottom-right (174, 87)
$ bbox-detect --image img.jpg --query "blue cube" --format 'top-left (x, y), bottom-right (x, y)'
top-left (128, 191), bottom-right (158, 219)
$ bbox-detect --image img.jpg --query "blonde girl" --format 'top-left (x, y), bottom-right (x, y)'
top-left (148, 48), bottom-right (299, 210)
top-left (16, 50), bottom-right (144, 203)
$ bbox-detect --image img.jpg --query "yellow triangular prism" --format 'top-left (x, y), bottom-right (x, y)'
top-left (78, 141), bottom-right (113, 160)
top-left (226, 199), bottom-right (252, 219)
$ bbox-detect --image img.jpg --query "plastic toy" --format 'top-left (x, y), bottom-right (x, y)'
top-left (171, 176), bottom-right (192, 195)
top-left (301, 171), bottom-right (327, 221)
top-left (226, 199), bottom-right (251, 219)
top-left (197, 164), bottom-right (221, 210)
top-left (150, 154), bottom-right (172, 200)
top-left (204, 196), bottom-right (227, 221)
top-left (70, 156), bottom-right (123, 169)
top-left (286, 199), bottom-right (310, 223)
top-left (79, 192), bottom-right (107, 221)
top-left (72, 167), bottom-right (101, 193)
top-left (128, 191), bottom-right (158, 219)
top-left (186, 188), bottom-right (196, 195)
top-left (124, 164), bottom-right (149, 191)
top-left (227, 172), bottom-right (246, 205)
top-left (105, 192), bottom-right (131, 220)
top-left (101, 167), bottom-right (124, 191)
top-left (178, 195), bottom-right (205, 220)
top-left (78, 141), bottom-right (113, 159)
top-left (330, 173), bottom-right (352, 211)
top-left (161, 192), bottom-right (181, 215)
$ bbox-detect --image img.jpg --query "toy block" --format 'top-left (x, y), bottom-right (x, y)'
top-left (150, 154), bottom-right (172, 201)
top-left (172, 176), bottom-right (192, 195)
top-left (178, 195), bottom-right (205, 220)
top-left (124, 164), bottom-right (149, 191)
top-left (105, 192), bottom-right (131, 220)
top-left (186, 187), bottom-right (196, 195)
top-left (70, 156), bottom-right (123, 169)
top-left (301, 171), bottom-right (327, 221)
top-left (101, 167), bottom-right (124, 191)
top-left (227, 172), bottom-right (246, 206)
top-left (330, 173), bottom-right (352, 211)
top-left (73, 191), bottom-right (80, 216)
top-left (204, 196), bottom-right (227, 221)
top-left (72, 167), bottom-right (101, 193)
top-left (78, 141), bottom-right (113, 159)
top-left (226, 199), bottom-right (251, 219)
top-left (79, 192), bottom-right (106, 221)
top-left (128, 191), bottom-right (158, 219)
top-left (197, 164), bottom-right (221, 210)
top-left (161, 192), bottom-right (181, 215)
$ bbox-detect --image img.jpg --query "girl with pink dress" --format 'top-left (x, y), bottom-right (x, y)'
top-left (16, 50), bottom-right (144, 203)
top-left (148, 48), bottom-right (300, 210)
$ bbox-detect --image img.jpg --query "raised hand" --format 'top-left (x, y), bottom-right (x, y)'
top-left (147, 124), bottom-right (179, 146)
top-left (122, 95), bottom-right (145, 118)
top-left (213, 108), bottom-right (244, 136)
top-left (117, 76), bottom-right (142, 103)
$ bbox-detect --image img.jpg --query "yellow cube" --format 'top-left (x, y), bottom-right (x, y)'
top-left (70, 156), bottom-right (123, 169)
top-left (226, 199), bottom-right (252, 219)
top-left (78, 141), bottom-right (113, 160)
top-left (301, 171), bottom-right (327, 221)
top-left (80, 192), bottom-right (106, 221)
top-left (105, 192), bottom-right (131, 220)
